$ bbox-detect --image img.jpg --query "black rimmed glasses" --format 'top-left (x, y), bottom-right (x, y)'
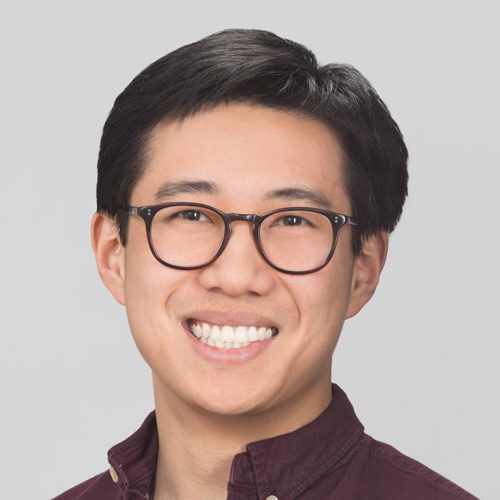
top-left (124, 203), bottom-right (359, 275)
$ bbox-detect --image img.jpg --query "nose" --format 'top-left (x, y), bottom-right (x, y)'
top-left (197, 220), bottom-right (275, 298)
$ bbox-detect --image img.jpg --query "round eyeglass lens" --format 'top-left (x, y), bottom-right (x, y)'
top-left (150, 206), bottom-right (225, 268)
top-left (260, 210), bottom-right (335, 272)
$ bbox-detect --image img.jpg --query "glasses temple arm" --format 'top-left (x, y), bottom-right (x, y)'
top-left (122, 207), bottom-right (140, 215)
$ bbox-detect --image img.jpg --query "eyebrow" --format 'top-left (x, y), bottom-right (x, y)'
top-left (264, 187), bottom-right (333, 210)
top-left (154, 180), bottom-right (220, 201)
top-left (153, 180), bottom-right (332, 210)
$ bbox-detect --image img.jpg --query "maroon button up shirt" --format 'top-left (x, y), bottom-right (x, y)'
top-left (53, 385), bottom-right (478, 499)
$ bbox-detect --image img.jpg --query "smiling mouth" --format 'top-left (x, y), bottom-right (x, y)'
top-left (188, 320), bottom-right (278, 349)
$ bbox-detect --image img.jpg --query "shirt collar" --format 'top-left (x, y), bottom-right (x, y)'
top-left (107, 411), bottom-right (158, 498)
top-left (107, 384), bottom-right (364, 499)
top-left (230, 384), bottom-right (364, 499)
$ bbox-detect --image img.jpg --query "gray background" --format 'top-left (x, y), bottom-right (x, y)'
top-left (1, 1), bottom-right (498, 499)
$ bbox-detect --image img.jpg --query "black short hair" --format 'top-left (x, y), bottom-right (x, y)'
top-left (97, 29), bottom-right (408, 256)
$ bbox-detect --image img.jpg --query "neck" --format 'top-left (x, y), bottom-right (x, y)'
top-left (151, 375), bottom-right (332, 500)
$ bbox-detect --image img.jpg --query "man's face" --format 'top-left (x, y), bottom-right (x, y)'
top-left (122, 105), bottom-right (358, 419)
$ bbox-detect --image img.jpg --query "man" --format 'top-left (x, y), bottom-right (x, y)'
top-left (54, 29), bottom-right (478, 499)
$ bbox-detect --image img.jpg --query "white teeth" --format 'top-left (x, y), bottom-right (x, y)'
top-left (258, 327), bottom-right (266, 340)
top-left (210, 325), bottom-right (221, 340)
top-left (234, 326), bottom-right (248, 343)
top-left (195, 324), bottom-right (203, 339)
top-left (220, 326), bottom-right (235, 342)
top-left (248, 326), bottom-right (258, 342)
top-left (202, 323), bottom-right (211, 339)
top-left (189, 321), bottom-right (277, 350)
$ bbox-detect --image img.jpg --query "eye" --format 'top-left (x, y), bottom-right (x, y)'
top-left (274, 215), bottom-right (312, 227)
top-left (175, 210), bottom-right (212, 222)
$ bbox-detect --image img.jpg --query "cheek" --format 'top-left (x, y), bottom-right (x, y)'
top-left (124, 240), bottom-right (163, 315)
top-left (296, 266), bottom-right (352, 325)
top-left (124, 264), bottom-right (162, 363)
top-left (123, 221), bottom-right (183, 312)
top-left (288, 249), bottom-right (354, 362)
top-left (273, 267), bottom-right (353, 392)
top-left (122, 239), bottom-right (185, 363)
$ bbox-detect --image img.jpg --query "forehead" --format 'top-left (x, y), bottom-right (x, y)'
top-left (132, 104), bottom-right (349, 211)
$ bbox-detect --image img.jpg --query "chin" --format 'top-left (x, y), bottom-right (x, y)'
top-left (183, 378), bottom-right (284, 417)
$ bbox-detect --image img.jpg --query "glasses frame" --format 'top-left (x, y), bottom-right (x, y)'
top-left (123, 202), bottom-right (359, 275)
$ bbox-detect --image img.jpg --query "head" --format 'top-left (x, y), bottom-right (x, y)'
top-left (97, 29), bottom-right (408, 256)
top-left (92, 30), bottom-right (408, 423)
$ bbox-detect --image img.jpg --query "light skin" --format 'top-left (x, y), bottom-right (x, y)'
top-left (92, 104), bottom-right (388, 500)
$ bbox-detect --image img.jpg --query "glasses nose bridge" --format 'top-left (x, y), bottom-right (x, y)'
top-left (225, 213), bottom-right (260, 248)
top-left (227, 213), bottom-right (258, 225)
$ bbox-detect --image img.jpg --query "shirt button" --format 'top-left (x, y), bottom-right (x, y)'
top-left (109, 466), bottom-right (119, 483)
top-left (266, 496), bottom-right (278, 500)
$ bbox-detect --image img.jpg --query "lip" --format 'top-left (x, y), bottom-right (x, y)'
top-left (182, 315), bottom-right (278, 364)
top-left (183, 311), bottom-right (278, 330)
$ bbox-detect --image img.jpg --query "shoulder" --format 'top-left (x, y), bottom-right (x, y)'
top-left (51, 469), bottom-right (120, 500)
top-left (348, 434), bottom-right (479, 500)
top-left (51, 410), bottom-right (157, 499)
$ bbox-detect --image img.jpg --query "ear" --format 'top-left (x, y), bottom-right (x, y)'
top-left (91, 212), bottom-right (126, 305)
top-left (346, 231), bottom-right (388, 319)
